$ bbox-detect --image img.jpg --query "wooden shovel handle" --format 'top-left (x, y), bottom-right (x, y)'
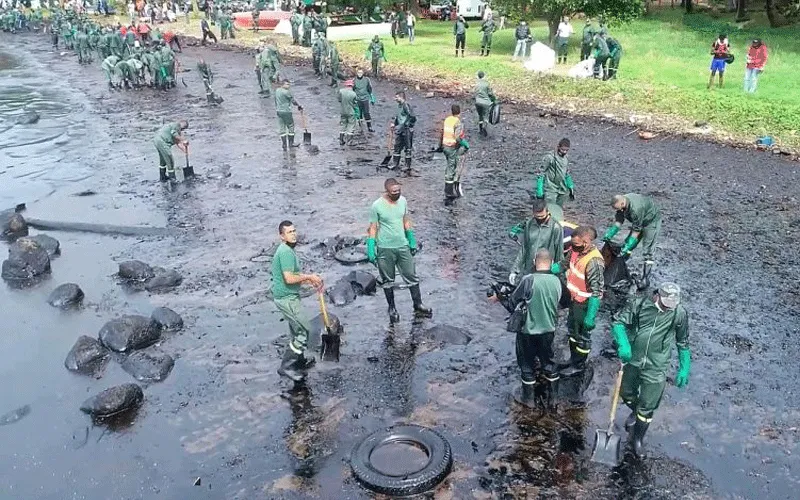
top-left (300, 109), bottom-right (308, 131)
top-left (607, 364), bottom-right (625, 433)
top-left (318, 292), bottom-right (331, 329)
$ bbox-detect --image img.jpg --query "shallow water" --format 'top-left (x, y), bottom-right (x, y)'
top-left (1, 32), bottom-right (799, 499)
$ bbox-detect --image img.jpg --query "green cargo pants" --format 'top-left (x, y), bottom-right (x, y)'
top-left (277, 111), bottom-right (295, 138)
top-left (567, 300), bottom-right (592, 355)
top-left (376, 246), bottom-right (418, 288)
top-left (620, 363), bottom-right (666, 423)
top-left (340, 113), bottom-right (356, 135)
top-left (443, 145), bottom-right (461, 183)
top-left (638, 217), bottom-right (661, 261)
top-left (475, 102), bottom-right (491, 126)
top-left (481, 33), bottom-right (493, 51)
top-left (153, 138), bottom-right (174, 173)
top-left (274, 295), bottom-right (311, 354)
top-left (544, 193), bottom-right (567, 222)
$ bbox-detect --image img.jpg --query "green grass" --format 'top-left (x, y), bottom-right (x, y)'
top-left (338, 9), bottom-right (800, 148)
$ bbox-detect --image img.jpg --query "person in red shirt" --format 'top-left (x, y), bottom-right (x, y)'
top-left (744, 39), bottom-right (768, 93)
top-left (707, 33), bottom-right (729, 89)
top-left (138, 22), bottom-right (151, 43)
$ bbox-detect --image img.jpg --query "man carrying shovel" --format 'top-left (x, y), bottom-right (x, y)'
top-left (273, 220), bottom-right (324, 383)
top-left (275, 79), bottom-right (304, 151)
top-left (609, 282), bottom-right (690, 457)
top-left (153, 119), bottom-right (189, 182)
top-left (441, 104), bottom-right (469, 201)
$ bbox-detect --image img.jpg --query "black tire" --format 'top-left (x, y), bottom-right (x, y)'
top-left (351, 424), bottom-right (453, 496)
top-left (334, 246), bottom-right (368, 264)
top-left (489, 102), bottom-right (501, 125)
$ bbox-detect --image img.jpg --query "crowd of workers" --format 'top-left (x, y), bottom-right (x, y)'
top-left (2, 3), bottom-right (693, 461)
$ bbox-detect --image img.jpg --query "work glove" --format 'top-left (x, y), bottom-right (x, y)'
top-left (508, 222), bottom-right (523, 242)
top-left (508, 272), bottom-right (518, 286)
top-left (611, 324), bottom-right (632, 363)
top-left (297, 105), bottom-right (304, 111)
top-left (369, 93), bottom-right (376, 104)
top-left (458, 138), bottom-right (470, 151)
top-left (550, 262), bottom-right (561, 274)
top-left (620, 235), bottom-right (639, 257)
top-left (569, 189), bottom-right (575, 201)
top-left (675, 348), bottom-right (691, 388)
top-left (602, 225), bottom-right (620, 242)
top-left (535, 176), bottom-right (544, 199)
top-left (366, 237), bottom-right (376, 263)
top-left (405, 229), bottom-right (418, 255)
top-left (583, 296), bottom-right (600, 331)
top-left (564, 175), bottom-right (575, 200)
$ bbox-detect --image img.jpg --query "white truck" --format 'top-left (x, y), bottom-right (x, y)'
top-left (457, 0), bottom-right (487, 20)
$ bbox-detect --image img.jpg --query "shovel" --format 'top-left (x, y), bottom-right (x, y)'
top-left (300, 109), bottom-right (312, 144)
top-left (590, 363), bottom-right (625, 466)
top-left (318, 292), bottom-right (340, 362)
top-left (379, 127), bottom-right (393, 167)
top-left (454, 154), bottom-right (468, 197)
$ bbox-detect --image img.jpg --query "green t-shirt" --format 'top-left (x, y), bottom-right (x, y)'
top-left (271, 242), bottom-right (301, 299)
top-left (369, 196), bottom-right (408, 249)
top-left (274, 87), bottom-right (294, 113)
top-left (156, 122), bottom-right (179, 144)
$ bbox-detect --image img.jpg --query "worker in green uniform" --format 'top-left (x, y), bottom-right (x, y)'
top-left (251, 6), bottom-right (259, 32)
top-left (160, 43), bottom-right (176, 89)
top-left (337, 80), bottom-right (358, 146)
top-left (366, 35), bottom-right (386, 79)
top-left (76, 28), bottom-right (90, 64)
top-left (328, 41), bottom-right (342, 87)
top-left (153, 119), bottom-right (189, 182)
top-left (592, 31), bottom-right (610, 80)
top-left (102, 54), bottom-right (120, 88)
top-left (353, 68), bottom-right (376, 132)
top-left (508, 199), bottom-right (564, 285)
top-left (602, 193), bottom-right (662, 290)
top-left (313, 11), bottom-right (327, 36)
top-left (390, 90), bottom-right (416, 174)
top-left (479, 13), bottom-right (496, 56)
top-left (506, 248), bottom-right (564, 403)
top-left (273, 220), bottom-right (323, 383)
top-left (562, 226), bottom-right (604, 376)
top-left (290, 8), bottom-right (302, 45)
top-left (367, 178), bottom-right (432, 324)
top-left (275, 80), bottom-right (304, 151)
top-left (302, 12), bottom-right (312, 47)
top-left (260, 43), bottom-right (281, 87)
top-left (535, 138), bottom-right (575, 222)
top-left (611, 282), bottom-right (690, 456)
top-left (219, 11), bottom-right (235, 39)
top-left (114, 58), bottom-right (135, 89)
top-left (108, 28), bottom-right (123, 58)
top-left (607, 36), bottom-right (623, 80)
top-left (197, 58), bottom-right (221, 104)
top-left (474, 70), bottom-right (496, 137)
top-left (311, 33), bottom-right (323, 77)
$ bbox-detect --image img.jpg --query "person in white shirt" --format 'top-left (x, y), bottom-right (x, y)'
top-left (555, 16), bottom-right (574, 64)
top-left (406, 10), bottom-right (416, 44)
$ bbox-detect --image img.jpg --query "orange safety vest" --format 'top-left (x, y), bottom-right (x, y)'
top-left (566, 247), bottom-right (603, 303)
top-left (442, 115), bottom-right (462, 147)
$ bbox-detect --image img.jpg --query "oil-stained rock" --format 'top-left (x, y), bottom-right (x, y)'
top-left (346, 270), bottom-right (377, 295)
top-left (1, 210), bottom-right (28, 241)
top-left (98, 315), bottom-right (161, 353)
top-left (48, 283), bottom-right (84, 309)
top-left (151, 307), bottom-right (183, 331)
top-left (145, 269), bottom-right (183, 292)
top-left (118, 260), bottom-right (155, 281)
top-left (1, 237), bottom-right (51, 284)
top-left (419, 325), bottom-right (472, 345)
top-left (64, 335), bottom-right (109, 374)
top-left (326, 276), bottom-right (357, 306)
top-left (80, 384), bottom-right (143, 417)
top-left (29, 234), bottom-right (60, 257)
top-left (121, 350), bottom-right (175, 382)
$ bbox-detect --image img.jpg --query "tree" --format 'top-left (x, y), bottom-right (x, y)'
top-left (735, 0), bottom-right (748, 22)
top-left (492, 0), bottom-right (645, 42)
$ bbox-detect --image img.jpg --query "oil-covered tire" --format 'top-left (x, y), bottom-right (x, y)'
top-left (351, 424), bottom-right (453, 497)
top-left (334, 246), bottom-right (368, 264)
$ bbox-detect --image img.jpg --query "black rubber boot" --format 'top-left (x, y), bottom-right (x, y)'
top-left (560, 344), bottom-right (587, 377)
top-left (159, 168), bottom-right (168, 182)
top-left (461, 49), bottom-right (464, 57)
top-left (384, 287), bottom-right (400, 324)
top-left (632, 418), bottom-right (649, 457)
top-left (391, 155), bottom-right (401, 170)
top-left (520, 382), bottom-right (536, 404)
top-left (486, 49), bottom-right (491, 56)
top-left (297, 355), bottom-right (316, 372)
top-left (167, 170), bottom-right (177, 181)
top-left (339, 133), bottom-right (345, 146)
top-left (182, 166), bottom-right (195, 179)
top-left (624, 410), bottom-right (636, 431)
top-left (277, 349), bottom-right (305, 382)
top-left (403, 156), bottom-right (413, 175)
top-left (480, 48), bottom-right (485, 56)
top-left (410, 284), bottom-right (433, 317)
top-left (444, 182), bottom-right (456, 199)
top-left (454, 49), bottom-right (458, 57)
top-left (288, 135), bottom-right (300, 147)
top-left (281, 136), bottom-right (288, 151)
top-left (637, 261), bottom-right (653, 291)
top-left (367, 121), bottom-right (374, 132)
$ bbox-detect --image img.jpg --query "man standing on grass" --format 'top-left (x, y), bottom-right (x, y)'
top-left (406, 10), bottom-right (416, 44)
top-left (580, 19), bottom-right (594, 61)
top-left (555, 16), bottom-right (573, 64)
top-left (513, 21), bottom-right (531, 62)
top-left (606, 36), bottom-right (622, 80)
top-left (367, 178), bottom-right (433, 324)
top-left (366, 35), bottom-right (386, 79)
top-left (453, 15), bottom-right (469, 57)
top-left (744, 38), bottom-right (768, 93)
top-left (273, 220), bottom-right (323, 383)
top-left (592, 31), bottom-right (609, 80)
top-left (480, 12), bottom-right (496, 56)
top-left (708, 33), bottom-right (729, 89)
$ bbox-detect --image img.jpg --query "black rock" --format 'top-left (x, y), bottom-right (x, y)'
top-left (1, 210), bottom-right (28, 241)
top-left (48, 283), bottom-right (84, 309)
top-left (145, 269), bottom-right (183, 292)
top-left (121, 350), bottom-right (175, 382)
top-left (346, 270), bottom-right (377, 295)
top-left (14, 111), bottom-right (40, 125)
top-left (98, 315), bottom-right (162, 352)
top-left (420, 325), bottom-right (472, 345)
top-left (64, 335), bottom-right (109, 374)
top-left (326, 277), bottom-right (357, 306)
top-left (1, 237), bottom-right (51, 284)
top-left (118, 260), bottom-right (155, 281)
top-left (80, 384), bottom-right (143, 417)
top-left (29, 234), bottom-right (60, 257)
top-left (151, 307), bottom-right (183, 331)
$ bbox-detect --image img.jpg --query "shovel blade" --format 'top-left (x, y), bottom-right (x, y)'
top-left (590, 430), bottom-right (622, 466)
top-left (378, 154), bottom-right (392, 167)
top-left (303, 131), bottom-right (312, 144)
top-left (320, 333), bottom-right (340, 362)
